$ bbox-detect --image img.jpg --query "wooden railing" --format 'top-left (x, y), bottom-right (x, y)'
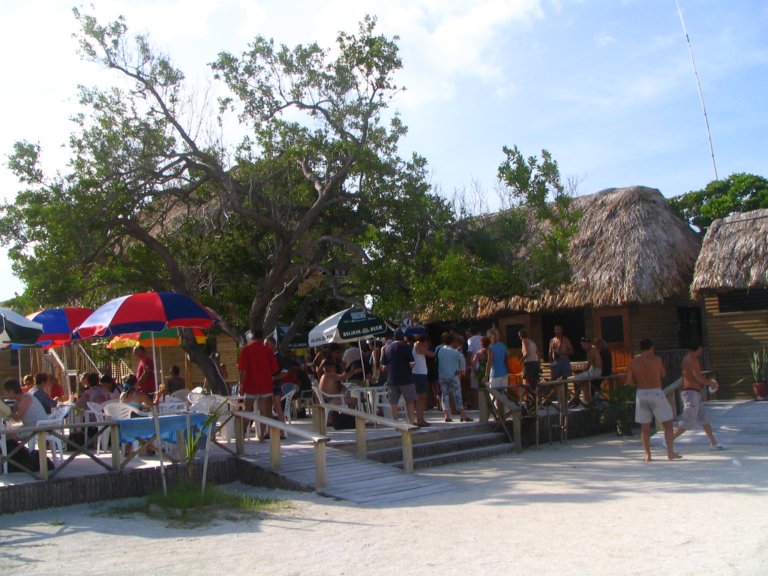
top-left (313, 400), bottom-right (418, 473)
top-left (232, 411), bottom-right (331, 487)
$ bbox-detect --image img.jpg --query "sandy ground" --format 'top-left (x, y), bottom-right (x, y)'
top-left (1, 430), bottom-right (767, 576)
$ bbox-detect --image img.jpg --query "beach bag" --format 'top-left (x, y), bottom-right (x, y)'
top-left (331, 411), bottom-right (356, 430)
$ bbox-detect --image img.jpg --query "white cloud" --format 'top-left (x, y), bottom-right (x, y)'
top-left (594, 31), bottom-right (615, 46)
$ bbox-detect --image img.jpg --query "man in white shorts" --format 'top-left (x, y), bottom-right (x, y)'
top-left (673, 340), bottom-right (725, 450)
top-left (626, 338), bottom-right (681, 461)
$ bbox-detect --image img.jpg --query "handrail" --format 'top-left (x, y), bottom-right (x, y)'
top-left (314, 400), bottom-right (417, 473)
top-left (47, 349), bottom-right (67, 372)
top-left (232, 410), bottom-right (331, 488)
top-left (2, 420), bottom-right (121, 480)
top-left (76, 343), bottom-right (101, 373)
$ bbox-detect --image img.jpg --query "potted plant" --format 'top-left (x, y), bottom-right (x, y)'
top-left (749, 347), bottom-right (768, 400)
top-left (599, 384), bottom-right (636, 436)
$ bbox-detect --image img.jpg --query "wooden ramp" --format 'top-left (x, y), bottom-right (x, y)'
top-left (238, 442), bottom-right (466, 506)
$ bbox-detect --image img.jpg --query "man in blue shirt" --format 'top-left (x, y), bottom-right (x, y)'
top-left (436, 333), bottom-right (472, 423)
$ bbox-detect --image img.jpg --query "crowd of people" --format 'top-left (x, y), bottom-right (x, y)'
top-left (0, 322), bottom-right (726, 464)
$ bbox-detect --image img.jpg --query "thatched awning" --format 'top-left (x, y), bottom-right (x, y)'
top-left (690, 208), bottom-right (768, 298)
top-left (473, 186), bottom-right (700, 318)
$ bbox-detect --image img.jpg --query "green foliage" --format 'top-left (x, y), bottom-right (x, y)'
top-left (669, 173), bottom-right (768, 232)
top-left (748, 347), bottom-right (768, 383)
top-left (495, 145), bottom-right (581, 295)
top-left (107, 483), bottom-right (287, 528)
top-left (0, 10), bottom-right (434, 343)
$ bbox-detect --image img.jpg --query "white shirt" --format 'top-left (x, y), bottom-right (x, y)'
top-left (412, 345), bottom-right (428, 375)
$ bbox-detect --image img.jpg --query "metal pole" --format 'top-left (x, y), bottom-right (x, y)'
top-left (675, 0), bottom-right (718, 180)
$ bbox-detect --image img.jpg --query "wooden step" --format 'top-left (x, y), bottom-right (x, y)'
top-left (367, 432), bottom-right (509, 464)
top-left (403, 443), bottom-right (518, 470)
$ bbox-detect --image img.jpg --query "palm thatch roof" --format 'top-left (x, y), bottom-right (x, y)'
top-left (473, 186), bottom-right (700, 318)
top-left (690, 208), bottom-right (768, 298)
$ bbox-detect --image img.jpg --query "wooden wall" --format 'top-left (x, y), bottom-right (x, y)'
top-left (701, 295), bottom-right (768, 398)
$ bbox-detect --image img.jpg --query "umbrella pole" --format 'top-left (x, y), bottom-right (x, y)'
top-left (151, 333), bottom-right (160, 402)
top-left (358, 339), bottom-right (366, 382)
top-left (152, 405), bottom-right (168, 496)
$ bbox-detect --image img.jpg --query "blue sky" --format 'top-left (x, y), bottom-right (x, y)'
top-left (1, 0), bottom-right (766, 300)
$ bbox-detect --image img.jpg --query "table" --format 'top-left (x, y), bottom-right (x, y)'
top-left (117, 413), bottom-right (208, 465)
top-left (346, 385), bottom-right (386, 415)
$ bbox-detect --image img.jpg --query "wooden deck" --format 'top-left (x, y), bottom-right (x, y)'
top-left (3, 401), bottom-right (766, 513)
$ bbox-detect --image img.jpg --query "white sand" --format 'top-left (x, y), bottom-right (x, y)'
top-left (1, 434), bottom-right (767, 576)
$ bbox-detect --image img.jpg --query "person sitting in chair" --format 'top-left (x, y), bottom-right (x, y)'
top-left (570, 337), bottom-right (603, 406)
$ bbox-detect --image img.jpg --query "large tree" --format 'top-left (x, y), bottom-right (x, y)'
top-left (669, 172), bottom-right (768, 232)
top-left (0, 11), bottom-right (441, 381)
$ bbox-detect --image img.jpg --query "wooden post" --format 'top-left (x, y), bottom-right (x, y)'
top-left (269, 424), bottom-right (281, 471)
top-left (37, 431), bottom-right (48, 480)
top-left (314, 442), bottom-right (327, 489)
top-left (479, 387), bottom-right (490, 423)
top-left (234, 415), bottom-right (244, 455)
top-left (355, 416), bottom-right (367, 458)
top-left (314, 404), bottom-right (327, 435)
top-left (513, 412), bottom-right (522, 453)
top-left (401, 430), bottom-right (414, 473)
top-left (110, 424), bottom-right (121, 470)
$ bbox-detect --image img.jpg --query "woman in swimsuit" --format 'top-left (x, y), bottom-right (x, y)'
top-left (119, 375), bottom-right (153, 411)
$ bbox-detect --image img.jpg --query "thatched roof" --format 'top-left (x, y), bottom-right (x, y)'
top-left (473, 186), bottom-right (701, 317)
top-left (690, 208), bottom-right (768, 298)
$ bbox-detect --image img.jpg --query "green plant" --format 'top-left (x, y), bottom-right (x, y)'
top-left (599, 385), bottom-right (636, 435)
top-left (749, 347), bottom-right (768, 382)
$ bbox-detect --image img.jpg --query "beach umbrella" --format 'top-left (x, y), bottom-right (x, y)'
top-left (0, 307), bottom-right (44, 345)
top-left (75, 291), bottom-right (217, 338)
top-left (309, 308), bottom-right (387, 381)
top-left (75, 292), bottom-right (216, 497)
top-left (308, 308), bottom-right (388, 347)
top-left (107, 327), bottom-right (207, 349)
top-left (27, 306), bottom-right (94, 345)
top-left (272, 323), bottom-right (309, 350)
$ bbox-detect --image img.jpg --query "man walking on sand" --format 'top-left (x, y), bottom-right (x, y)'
top-left (673, 339), bottom-right (726, 450)
top-left (626, 338), bottom-right (681, 461)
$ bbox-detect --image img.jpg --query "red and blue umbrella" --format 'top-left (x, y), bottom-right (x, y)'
top-left (75, 291), bottom-right (217, 338)
top-left (27, 306), bottom-right (94, 345)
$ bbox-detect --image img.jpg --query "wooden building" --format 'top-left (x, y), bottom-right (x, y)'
top-left (690, 208), bottom-right (768, 397)
top-left (469, 186), bottom-right (702, 380)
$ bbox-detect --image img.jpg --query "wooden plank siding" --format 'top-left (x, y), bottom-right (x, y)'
top-left (701, 295), bottom-right (768, 398)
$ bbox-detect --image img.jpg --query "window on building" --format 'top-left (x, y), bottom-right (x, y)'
top-left (599, 315), bottom-right (624, 344)
top-left (677, 306), bottom-right (703, 348)
top-left (718, 289), bottom-right (768, 313)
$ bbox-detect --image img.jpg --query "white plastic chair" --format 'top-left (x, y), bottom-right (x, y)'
top-left (30, 406), bottom-right (71, 465)
top-left (171, 389), bottom-right (190, 402)
top-left (280, 387), bottom-right (297, 424)
top-left (86, 401), bottom-right (112, 454)
top-left (158, 398), bottom-right (186, 414)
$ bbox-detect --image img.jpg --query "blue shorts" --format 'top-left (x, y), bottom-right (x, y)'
top-left (412, 373), bottom-right (429, 395)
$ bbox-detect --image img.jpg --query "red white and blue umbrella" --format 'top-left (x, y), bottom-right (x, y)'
top-left (27, 306), bottom-right (94, 345)
top-left (75, 291), bottom-right (216, 338)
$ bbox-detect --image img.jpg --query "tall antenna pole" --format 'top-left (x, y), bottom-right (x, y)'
top-left (675, 0), bottom-right (718, 180)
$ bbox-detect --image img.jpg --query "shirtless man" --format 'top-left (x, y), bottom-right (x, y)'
top-left (548, 325), bottom-right (574, 379)
top-left (673, 340), bottom-right (725, 450)
top-left (626, 338), bottom-right (681, 461)
top-left (571, 336), bottom-right (603, 405)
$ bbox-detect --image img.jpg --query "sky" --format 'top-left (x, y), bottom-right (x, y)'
top-left (0, 0), bottom-right (766, 301)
